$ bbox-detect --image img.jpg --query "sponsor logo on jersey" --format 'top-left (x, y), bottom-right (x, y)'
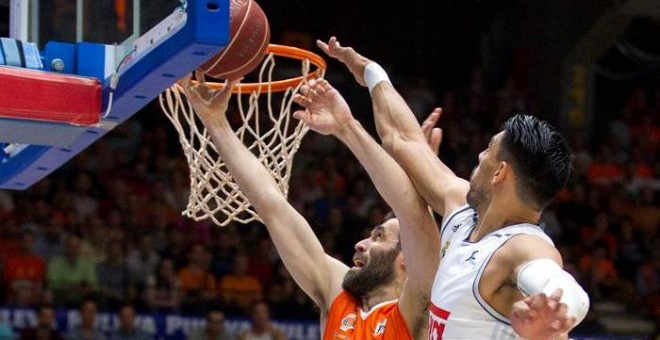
top-left (429, 303), bottom-right (451, 339)
top-left (374, 319), bottom-right (387, 335)
top-left (340, 313), bottom-right (357, 332)
top-left (464, 250), bottom-right (479, 265)
top-left (441, 241), bottom-right (451, 258)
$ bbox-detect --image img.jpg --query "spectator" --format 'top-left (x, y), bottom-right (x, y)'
top-left (210, 228), bottom-right (240, 279)
top-left (20, 304), bottom-right (63, 340)
top-left (109, 303), bottom-right (150, 340)
top-left (247, 237), bottom-right (277, 288)
top-left (218, 253), bottom-right (262, 314)
top-left (178, 243), bottom-right (216, 314)
top-left (3, 230), bottom-right (46, 307)
top-left (79, 217), bottom-right (110, 264)
top-left (35, 216), bottom-right (67, 262)
top-left (630, 186), bottom-right (659, 239)
top-left (160, 226), bottom-right (188, 269)
top-left (46, 234), bottom-right (98, 307)
top-left (238, 301), bottom-right (285, 340)
top-left (71, 172), bottom-right (98, 223)
top-left (586, 145), bottom-right (625, 185)
top-left (65, 298), bottom-right (105, 340)
top-left (187, 307), bottom-right (232, 340)
top-left (616, 218), bottom-right (648, 282)
top-left (579, 242), bottom-right (620, 300)
top-left (267, 263), bottom-right (318, 320)
top-left (127, 234), bottom-right (160, 289)
top-left (143, 258), bottom-right (181, 313)
top-left (580, 212), bottom-right (618, 256)
top-left (96, 240), bottom-right (129, 310)
top-left (0, 190), bottom-right (14, 216)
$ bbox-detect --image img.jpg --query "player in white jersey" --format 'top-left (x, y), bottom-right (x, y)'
top-left (316, 37), bottom-right (590, 339)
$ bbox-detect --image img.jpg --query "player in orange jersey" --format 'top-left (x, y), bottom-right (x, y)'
top-left (180, 72), bottom-right (438, 339)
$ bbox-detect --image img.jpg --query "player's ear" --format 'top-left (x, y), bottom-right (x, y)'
top-left (398, 253), bottom-right (406, 270)
top-left (492, 161), bottom-right (509, 184)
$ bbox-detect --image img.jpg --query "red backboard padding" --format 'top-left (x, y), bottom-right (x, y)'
top-left (0, 66), bottom-right (102, 126)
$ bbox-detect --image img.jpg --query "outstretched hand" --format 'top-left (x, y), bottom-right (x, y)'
top-left (179, 71), bottom-right (239, 128)
top-left (421, 108), bottom-right (444, 154)
top-left (316, 37), bottom-right (372, 87)
top-left (292, 78), bottom-right (354, 136)
top-left (511, 289), bottom-right (576, 340)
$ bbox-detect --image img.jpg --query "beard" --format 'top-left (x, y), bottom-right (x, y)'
top-left (342, 247), bottom-right (399, 298)
top-left (467, 168), bottom-right (490, 210)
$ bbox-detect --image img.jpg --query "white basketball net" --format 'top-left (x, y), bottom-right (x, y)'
top-left (159, 51), bottom-right (322, 226)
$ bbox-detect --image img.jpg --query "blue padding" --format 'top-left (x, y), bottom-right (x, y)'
top-left (76, 43), bottom-right (106, 79)
top-left (43, 42), bottom-right (76, 73)
top-left (0, 118), bottom-right (85, 146)
top-left (0, 145), bottom-right (50, 189)
top-left (0, 0), bottom-right (229, 190)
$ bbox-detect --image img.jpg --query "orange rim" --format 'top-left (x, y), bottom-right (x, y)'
top-left (196, 44), bottom-right (326, 93)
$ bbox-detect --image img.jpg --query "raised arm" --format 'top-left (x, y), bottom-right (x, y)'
top-left (180, 75), bottom-right (347, 312)
top-left (317, 37), bottom-right (469, 217)
top-left (293, 79), bottom-right (439, 337)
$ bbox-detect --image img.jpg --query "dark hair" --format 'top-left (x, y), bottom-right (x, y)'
top-left (499, 114), bottom-right (571, 210)
top-left (381, 211), bottom-right (402, 252)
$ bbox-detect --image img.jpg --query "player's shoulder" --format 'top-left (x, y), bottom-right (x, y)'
top-left (498, 232), bottom-right (562, 265)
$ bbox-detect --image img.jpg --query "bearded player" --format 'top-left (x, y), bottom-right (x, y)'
top-left (180, 72), bottom-right (438, 339)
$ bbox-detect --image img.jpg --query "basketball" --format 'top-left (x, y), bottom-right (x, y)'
top-left (199, 0), bottom-right (270, 80)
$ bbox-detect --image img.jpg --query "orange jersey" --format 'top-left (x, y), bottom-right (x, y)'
top-left (324, 290), bottom-right (412, 340)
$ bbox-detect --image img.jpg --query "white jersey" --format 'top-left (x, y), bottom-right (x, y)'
top-left (428, 205), bottom-right (553, 339)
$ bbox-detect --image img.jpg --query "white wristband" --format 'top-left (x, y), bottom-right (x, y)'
top-left (364, 63), bottom-right (391, 94)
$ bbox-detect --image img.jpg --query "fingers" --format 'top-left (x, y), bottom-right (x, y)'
top-left (292, 109), bottom-right (311, 123)
top-left (549, 288), bottom-right (563, 302)
top-left (298, 79), bottom-right (328, 102)
top-left (180, 73), bottom-right (194, 97)
top-left (329, 36), bottom-right (340, 49)
top-left (316, 40), bottom-right (330, 55)
top-left (292, 94), bottom-right (312, 108)
top-left (429, 128), bottom-right (442, 154)
top-left (211, 78), bottom-right (239, 106)
top-left (422, 108), bottom-right (444, 153)
top-left (316, 36), bottom-right (343, 58)
top-left (423, 108), bottom-right (442, 128)
top-left (195, 69), bottom-right (206, 85)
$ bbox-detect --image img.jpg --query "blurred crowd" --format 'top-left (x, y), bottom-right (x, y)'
top-left (0, 70), bottom-right (657, 338)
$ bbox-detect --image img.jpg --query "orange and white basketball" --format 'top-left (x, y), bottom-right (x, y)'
top-left (198, 0), bottom-right (270, 80)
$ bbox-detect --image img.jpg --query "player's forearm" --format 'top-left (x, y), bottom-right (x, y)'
top-left (371, 85), bottom-right (454, 174)
top-left (337, 119), bottom-right (423, 212)
top-left (370, 82), bottom-right (427, 148)
top-left (204, 120), bottom-right (285, 212)
top-left (337, 119), bottom-right (439, 289)
top-left (204, 121), bottom-right (334, 303)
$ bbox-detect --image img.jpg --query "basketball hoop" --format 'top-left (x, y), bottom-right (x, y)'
top-left (160, 44), bottom-right (326, 226)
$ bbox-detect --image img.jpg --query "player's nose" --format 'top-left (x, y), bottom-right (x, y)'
top-left (355, 238), bottom-right (371, 252)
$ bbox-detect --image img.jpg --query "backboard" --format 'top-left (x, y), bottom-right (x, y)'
top-left (0, 0), bottom-right (229, 190)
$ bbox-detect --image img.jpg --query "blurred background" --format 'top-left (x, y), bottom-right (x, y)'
top-left (0, 0), bottom-right (658, 339)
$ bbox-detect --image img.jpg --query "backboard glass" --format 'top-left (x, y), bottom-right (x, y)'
top-left (1, 0), bottom-right (229, 190)
top-left (11, 0), bottom-right (178, 48)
